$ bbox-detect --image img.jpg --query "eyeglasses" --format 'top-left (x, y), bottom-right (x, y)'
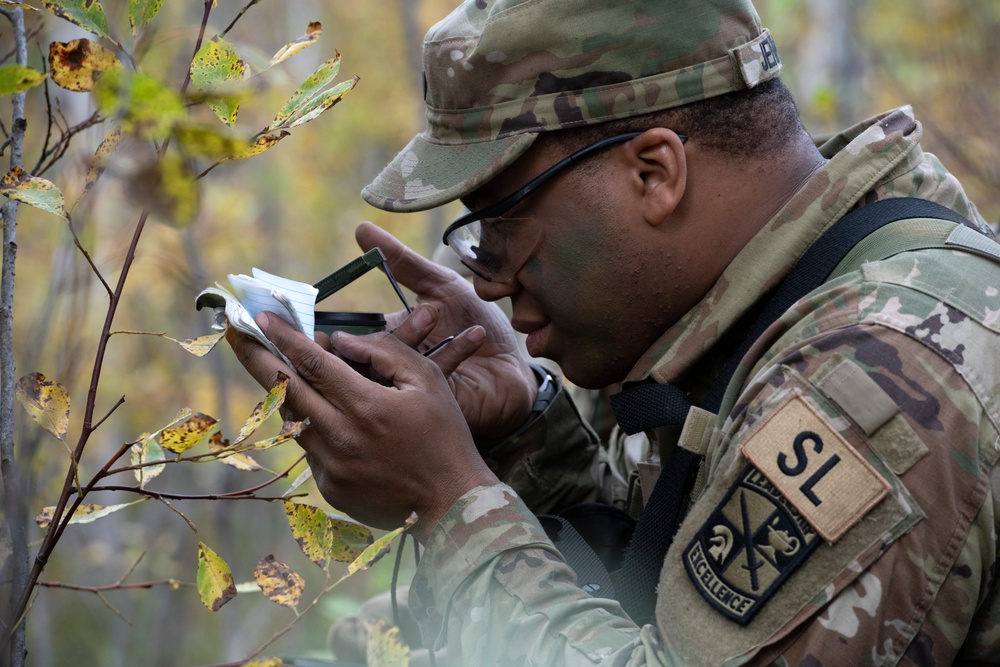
top-left (442, 130), bottom-right (687, 282)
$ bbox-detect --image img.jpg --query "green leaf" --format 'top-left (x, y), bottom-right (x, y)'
top-left (128, 0), bottom-right (163, 34)
top-left (14, 372), bottom-right (70, 441)
top-left (280, 77), bottom-right (358, 129)
top-left (0, 64), bottom-right (46, 95)
top-left (93, 70), bottom-right (185, 140)
top-left (35, 500), bottom-right (146, 528)
top-left (41, 0), bottom-right (112, 42)
top-left (189, 37), bottom-right (250, 126)
top-left (364, 620), bottom-right (411, 667)
top-left (284, 501), bottom-right (373, 569)
top-left (266, 52), bottom-right (340, 132)
top-left (0, 167), bottom-right (68, 221)
top-left (254, 554), bottom-right (305, 609)
top-left (233, 373), bottom-right (288, 446)
top-left (130, 433), bottom-right (165, 487)
top-left (159, 411), bottom-right (218, 454)
top-left (48, 39), bottom-right (122, 92)
top-left (197, 541), bottom-right (237, 611)
top-left (339, 514), bottom-right (415, 582)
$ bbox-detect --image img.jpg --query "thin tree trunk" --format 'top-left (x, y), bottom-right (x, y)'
top-left (1, 7), bottom-right (30, 667)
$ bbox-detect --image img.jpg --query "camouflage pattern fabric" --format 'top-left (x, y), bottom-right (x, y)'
top-left (362, 0), bottom-right (782, 213)
top-left (406, 107), bottom-right (1000, 665)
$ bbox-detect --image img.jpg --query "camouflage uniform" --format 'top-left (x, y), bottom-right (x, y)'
top-left (357, 1), bottom-right (1000, 664)
top-left (402, 107), bottom-right (1000, 665)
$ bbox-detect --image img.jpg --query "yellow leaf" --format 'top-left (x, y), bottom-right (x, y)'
top-left (226, 131), bottom-right (290, 161)
top-left (283, 501), bottom-right (372, 569)
top-left (253, 554), bottom-right (305, 609)
top-left (15, 372), bottom-right (70, 442)
top-left (84, 126), bottom-right (121, 194)
top-left (130, 433), bottom-right (165, 486)
top-left (173, 124), bottom-right (250, 160)
top-left (48, 39), bottom-right (122, 92)
top-left (92, 70), bottom-right (185, 140)
top-left (123, 153), bottom-right (199, 226)
top-left (267, 21), bottom-right (322, 68)
top-left (364, 620), bottom-right (410, 667)
top-left (35, 500), bottom-right (146, 528)
top-left (340, 514), bottom-right (415, 582)
top-left (172, 330), bottom-right (226, 356)
top-left (159, 412), bottom-right (217, 454)
top-left (197, 541), bottom-right (237, 611)
top-left (244, 659), bottom-right (284, 667)
top-left (208, 432), bottom-right (261, 471)
top-left (252, 418), bottom-right (307, 451)
top-left (233, 373), bottom-right (288, 446)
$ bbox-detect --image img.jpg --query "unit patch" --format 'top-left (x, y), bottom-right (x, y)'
top-left (740, 394), bottom-right (890, 542)
top-left (683, 464), bottom-right (820, 624)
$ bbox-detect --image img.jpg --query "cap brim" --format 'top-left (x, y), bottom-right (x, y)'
top-left (361, 131), bottom-right (538, 213)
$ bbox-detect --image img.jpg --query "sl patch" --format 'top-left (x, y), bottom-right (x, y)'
top-left (683, 464), bottom-right (820, 625)
top-left (740, 393), bottom-right (890, 542)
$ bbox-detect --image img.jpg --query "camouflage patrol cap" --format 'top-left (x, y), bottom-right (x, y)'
top-left (362, 0), bottom-right (782, 213)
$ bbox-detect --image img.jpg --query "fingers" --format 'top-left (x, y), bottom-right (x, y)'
top-left (389, 304), bottom-right (438, 350)
top-left (426, 325), bottom-right (486, 375)
top-left (355, 221), bottom-right (461, 296)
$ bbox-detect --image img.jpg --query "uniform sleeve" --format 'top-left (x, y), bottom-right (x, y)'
top-left (477, 379), bottom-right (604, 515)
top-left (653, 321), bottom-right (1000, 666)
top-left (408, 484), bottom-right (675, 667)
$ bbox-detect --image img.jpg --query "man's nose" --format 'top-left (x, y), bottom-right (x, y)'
top-left (473, 272), bottom-right (520, 302)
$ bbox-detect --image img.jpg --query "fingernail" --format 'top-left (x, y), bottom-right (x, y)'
top-left (412, 306), bottom-right (433, 329)
top-left (468, 325), bottom-right (486, 343)
top-left (256, 311), bottom-right (270, 331)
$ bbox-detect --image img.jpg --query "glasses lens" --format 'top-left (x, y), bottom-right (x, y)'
top-left (446, 216), bottom-right (538, 282)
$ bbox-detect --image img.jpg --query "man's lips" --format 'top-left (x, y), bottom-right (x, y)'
top-left (512, 318), bottom-right (551, 356)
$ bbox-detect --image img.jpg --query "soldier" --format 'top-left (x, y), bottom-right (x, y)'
top-left (229, 0), bottom-right (1000, 664)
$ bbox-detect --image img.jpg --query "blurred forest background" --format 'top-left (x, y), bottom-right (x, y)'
top-left (2, 0), bottom-right (998, 665)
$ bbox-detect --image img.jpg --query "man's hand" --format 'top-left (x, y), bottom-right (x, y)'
top-left (356, 222), bottom-right (538, 440)
top-left (227, 313), bottom-right (499, 540)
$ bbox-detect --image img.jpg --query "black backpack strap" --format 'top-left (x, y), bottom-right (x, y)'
top-left (610, 197), bottom-right (978, 623)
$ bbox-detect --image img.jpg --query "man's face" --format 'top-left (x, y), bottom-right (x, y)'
top-left (464, 136), bottom-right (700, 389)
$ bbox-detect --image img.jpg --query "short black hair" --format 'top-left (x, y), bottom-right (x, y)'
top-left (546, 78), bottom-right (804, 162)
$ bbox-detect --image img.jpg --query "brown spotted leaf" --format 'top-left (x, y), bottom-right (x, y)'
top-left (127, 0), bottom-right (163, 34)
top-left (159, 411), bottom-right (217, 454)
top-left (1, 167), bottom-right (68, 221)
top-left (48, 39), bottom-right (122, 92)
top-left (280, 76), bottom-right (358, 129)
top-left (284, 501), bottom-right (373, 569)
top-left (123, 153), bottom-right (199, 226)
top-left (42, 0), bottom-right (111, 41)
top-left (35, 500), bottom-right (146, 528)
top-left (208, 432), bottom-right (261, 471)
top-left (197, 541), bottom-right (237, 611)
top-left (0, 64), bottom-right (46, 95)
top-left (15, 372), bottom-right (70, 442)
top-left (226, 131), bottom-right (290, 161)
top-left (111, 329), bottom-right (225, 356)
top-left (269, 54), bottom-right (349, 130)
top-left (130, 433), bottom-right (165, 486)
top-left (84, 126), bottom-right (121, 194)
top-left (233, 373), bottom-right (288, 446)
top-left (340, 514), bottom-right (416, 583)
top-left (267, 21), bottom-right (322, 68)
top-left (365, 620), bottom-right (411, 667)
top-left (0, 2), bottom-right (40, 10)
top-left (254, 554), bottom-right (305, 608)
top-left (189, 36), bottom-right (249, 126)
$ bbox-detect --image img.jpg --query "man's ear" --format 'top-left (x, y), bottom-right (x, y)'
top-left (626, 128), bottom-right (687, 226)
